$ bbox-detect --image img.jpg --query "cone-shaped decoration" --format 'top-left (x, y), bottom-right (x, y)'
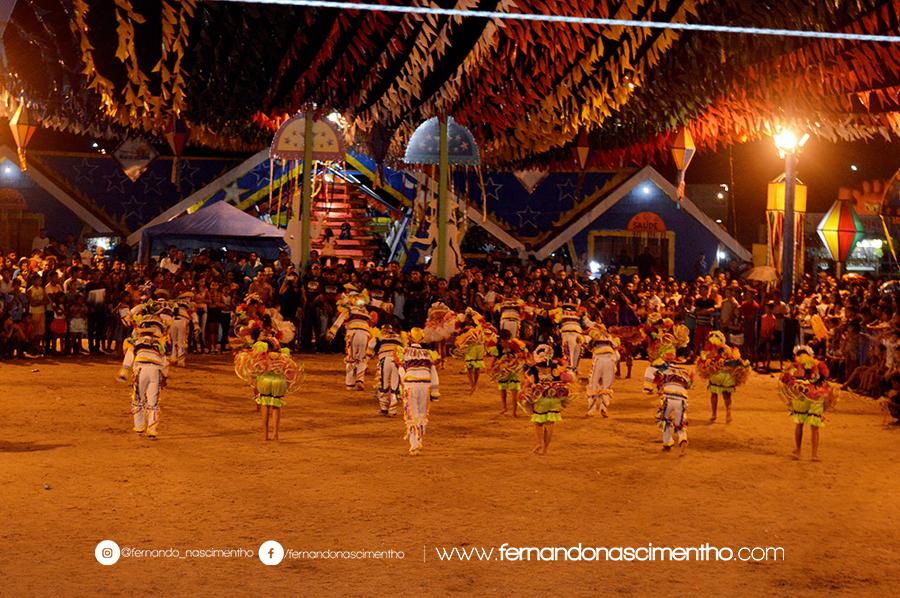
top-left (817, 191), bottom-right (865, 262)
top-left (165, 115), bottom-right (191, 185)
top-left (575, 130), bottom-right (590, 170)
top-left (9, 103), bottom-right (39, 171)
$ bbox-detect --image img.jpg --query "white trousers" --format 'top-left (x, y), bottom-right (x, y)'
top-left (561, 331), bottom-right (582, 371)
top-left (402, 381), bottom-right (430, 451)
top-left (377, 354), bottom-right (400, 415)
top-left (588, 354), bottom-right (616, 413)
top-left (345, 329), bottom-right (370, 386)
top-left (132, 363), bottom-right (163, 436)
top-left (658, 396), bottom-right (688, 447)
top-left (170, 319), bottom-right (188, 366)
top-left (499, 319), bottom-right (519, 339)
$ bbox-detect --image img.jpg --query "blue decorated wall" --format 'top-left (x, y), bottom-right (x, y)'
top-left (453, 170), bottom-right (632, 247)
top-left (35, 153), bottom-right (241, 233)
top-left (1, 162), bottom-right (84, 242)
top-left (569, 179), bottom-right (723, 280)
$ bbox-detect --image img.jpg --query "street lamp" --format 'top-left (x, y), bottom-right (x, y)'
top-left (773, 128), bottom-right (809, 301)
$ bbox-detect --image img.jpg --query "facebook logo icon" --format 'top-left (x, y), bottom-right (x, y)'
top-left (259, 540), bottom-right (285, 565)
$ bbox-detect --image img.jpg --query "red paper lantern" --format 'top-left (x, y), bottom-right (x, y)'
top-left (165, 115), bottom-right (191, 185)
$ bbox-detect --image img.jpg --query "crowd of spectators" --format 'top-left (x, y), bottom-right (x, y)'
top-left (2, 237), bottom-right (899, 404)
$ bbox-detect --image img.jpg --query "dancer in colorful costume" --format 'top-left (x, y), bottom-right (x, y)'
top-left (119, 294), bottom-right (172, 439)
top-left (232, 293), bottom-right (296, 413)
top-left (551, 298), bottom-right (593, 373)
top-left (423, 301), bottom-right (458, 364)
top-left (371, 322), bottom-right (404, 416)
top-left (495, 295), bottom-right (524, 339)
top-left (695, 330), bottom-right (751, 423)
top-left (779, 345), bottom-right (836, 461)
top-left (519, 343), bottom-right (575, 454)
top-left (398, 327), bottom-right (440, 455)
top-left (169, 291), bottom-right (194, 367)
top-left (327, 286), bottom-right (374, 390)
top-left (604, 290), bottom-right (642, 378)
top-left (234, 316), bottom-right (303, 440)
top-left (648, 335), bottom-right (694, 454)
top-left (453, 308), bottom-right (497, 393)
top-left (488, 329), bottom-right (529, 416)
top-left (642, 327), bottom-right (689, 394)
top-left (586, 324), bottom-right (620, 417)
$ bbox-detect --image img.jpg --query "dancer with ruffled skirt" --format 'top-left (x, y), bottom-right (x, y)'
top-left (696, 331), bottom-right (751, 423)
top-left (780, 345), bottom-right (836, 461)
top-left (519, 343), bottom-right (575, 455)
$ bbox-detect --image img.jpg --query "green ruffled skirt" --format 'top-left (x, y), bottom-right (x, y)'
top-left (498, 375), bottom-right (522, 391)
top-left (465, 346), bottom-right (485, 371)
top-left (790, 397), bottom-right (824, 427)
top-left (708, 371), bottom-right (736, 395)
top-left (531, 397), bottom-right (562, 424)
top-left (256, 395), bottom-right (285, 408)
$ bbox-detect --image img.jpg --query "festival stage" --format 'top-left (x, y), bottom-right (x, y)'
top-left (2, 354), bottom-right (898, 595)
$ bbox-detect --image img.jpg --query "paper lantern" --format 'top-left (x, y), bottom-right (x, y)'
top-left (165, 115), bottom-right (191, 185)
top-left (9, 103), bottom-right (39, 171)
top-left (766, 174), bottom-right (808, 212)
top-left (575, 130), bottom-right (590, 170)
top-left (817, 196), bottom-right (864, 263)
top-left (165, 114), bottom-right (190, 157)
top-left (671, 128), bottom-right (695, 204)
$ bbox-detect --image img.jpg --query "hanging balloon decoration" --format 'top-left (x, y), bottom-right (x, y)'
top-left (671, 128), bottom-right (695, 207)
top-left (165, 114), bottom-right (191, 188)
top-left (9, 102), bottom-right (39, 172)
top-left (269, 111), bottom-right (347, 233)
top-left (403, 116), bottom-right (482, 276)
top-left (817, 188), bottom-right (865, 270)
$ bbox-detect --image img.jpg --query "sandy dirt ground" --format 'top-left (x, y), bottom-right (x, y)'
top-left (2, 351), bottom-right (899, 597)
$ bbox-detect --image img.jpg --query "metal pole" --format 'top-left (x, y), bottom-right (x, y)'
top-left (781, 152), bottom-right (796, 301)
top-left (437, 115), bottom-right (449, 279)
top-left (300, 110), bottom-right (314, 267)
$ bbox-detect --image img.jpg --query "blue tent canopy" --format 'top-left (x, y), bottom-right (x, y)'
top-left (139, 201), bottom-right (286, 261)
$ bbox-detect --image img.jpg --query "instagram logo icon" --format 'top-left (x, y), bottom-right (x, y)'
top-left (95, 540), bottom-right (121, 565)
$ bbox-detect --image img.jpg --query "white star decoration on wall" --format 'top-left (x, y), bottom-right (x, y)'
top-left (121, 195), bottom-right (145, 222)
top-left (103, 170), bottom-right (129, 193)
top-left (516, 205), bottom-right (540, 229)
top-left (139, 170), bottom-right (167, 195)
top-left (557, 179), bottom-right (578, 207)
top-left (482, 176), bottom-right (503, 203)
top-left (73, 158), bottom-right (100, 185)
top-left (224, 182), bottom-right (244, 204)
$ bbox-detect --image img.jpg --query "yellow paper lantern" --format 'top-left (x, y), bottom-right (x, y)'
top-left (766, 174), bottom-right (807, 213)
